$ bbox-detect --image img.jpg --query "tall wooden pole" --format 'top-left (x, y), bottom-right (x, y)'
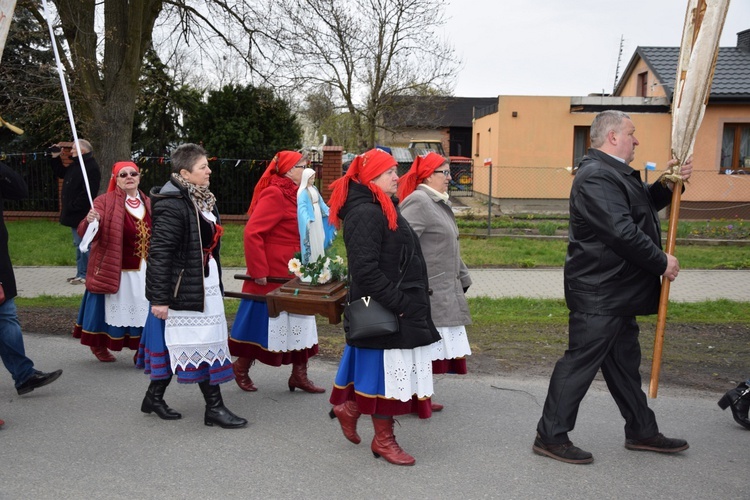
top-left (649, 185), bottom-right (682, 398)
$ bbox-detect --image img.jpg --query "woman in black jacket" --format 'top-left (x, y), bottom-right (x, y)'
top-left (327, 148), bottom-right (440, 466)
top-left (137, 143), bottom-right (246, 429)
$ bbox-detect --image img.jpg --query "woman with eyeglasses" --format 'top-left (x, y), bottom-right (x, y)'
top-left (398, 152), bottom-right (473, 411)
top-left (138, 143), bottom-right (246, 428)
top-left (73, 161), bottom-right (152, 363)
top-left (229, 151), bottom-right (326, 394)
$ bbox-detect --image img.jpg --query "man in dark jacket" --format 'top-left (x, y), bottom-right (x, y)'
top-left (51, 139), bottom-right (101, 284)
top-left (0, 162), bottom-right (63, 410)
top-left (533, 110), bottom-right (692, 464)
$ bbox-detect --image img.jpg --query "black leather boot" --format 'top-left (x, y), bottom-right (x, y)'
top-left (198, 381), bottom-right (248, 429)
top-left (141, 377), bottom-right (182, 420)
top-left (718, 381), bottom-right (750, 430)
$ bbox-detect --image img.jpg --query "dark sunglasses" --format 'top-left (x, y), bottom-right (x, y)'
top-left (118, 171), bottom-right (140, 178)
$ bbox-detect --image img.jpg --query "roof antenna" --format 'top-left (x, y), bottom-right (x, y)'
top-left (613, 35), bottom-right (624, 94)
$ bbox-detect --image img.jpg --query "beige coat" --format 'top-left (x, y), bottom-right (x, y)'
top-left (400, 186), bottom-right (472, 327)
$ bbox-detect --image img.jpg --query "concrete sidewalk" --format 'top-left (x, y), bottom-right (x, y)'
top-left (14, 265), bottom-right (750, 302)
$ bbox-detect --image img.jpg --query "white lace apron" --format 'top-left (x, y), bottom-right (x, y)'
top-left (430, 325), bottom-right (472, 361)
top-left (383, 345), bottom-right (434, 401)
top-left (164, 214), bottom-right (231, 372)
top-left (267, 312), bottom-right (318, 352)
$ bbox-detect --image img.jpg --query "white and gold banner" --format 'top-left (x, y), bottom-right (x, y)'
top-left (0, 0), bottom-right (17, 65)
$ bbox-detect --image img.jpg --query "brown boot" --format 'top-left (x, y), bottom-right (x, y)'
top-left (288, 362), bottom-right (325, 393)
top-left (233, 357), bottom-right (257, 392)
top-left (329, 401), bottom-right (362, 444)
top-left (90, 346), bottom-right (115, 362)
top-left (371, 416), bottom-right (415, 466)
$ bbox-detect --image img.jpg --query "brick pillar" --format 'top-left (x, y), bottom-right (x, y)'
top-left (321, 146), bottom-right (343, 202)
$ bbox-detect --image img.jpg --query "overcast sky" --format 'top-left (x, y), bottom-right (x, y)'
top-left (444, 0), bottom-right (750, 97)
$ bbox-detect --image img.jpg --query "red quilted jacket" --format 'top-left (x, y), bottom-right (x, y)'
top-left (77, 188), bottom-right (151, 294)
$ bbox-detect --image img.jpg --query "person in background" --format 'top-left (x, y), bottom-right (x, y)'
top-left (533, 110), bottom-right (692, 464)
top-left (327, 148), bottom-right (441, 466)
top-left (0, 161), bottom-right (63, 407)
top-left (718, 379), bottom-right (750, 429)
top-left (139, 143), bottom-right (246, 428)
top-left (51, 139), bottom-right (101, 285)
top-left (73, 161), bottom-right (151, 362)
top-left (399, 152), bottom-right (472, 411)
top-left (229, 151), bottom-right (325, 394)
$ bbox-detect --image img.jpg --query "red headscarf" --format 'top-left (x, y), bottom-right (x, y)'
top-left (397, 152), bottom-right (448, 201)
top-left (328, 148), bottom-right (399, 231)
top-left (107, 161), bottom-right (139, 193)
top-left (248, 150), bottom-right (304, 215)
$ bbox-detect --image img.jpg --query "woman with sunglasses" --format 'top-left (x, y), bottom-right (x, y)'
top-left (229, 151), bottom-right (326, 394)
top-left (398, 152), bottom-right (473, 411)
top-left (73, 161), bottom-right (151, 363)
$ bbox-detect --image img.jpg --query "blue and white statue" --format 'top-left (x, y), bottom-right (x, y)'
top-left (297, 168), bottom-right (336, 264)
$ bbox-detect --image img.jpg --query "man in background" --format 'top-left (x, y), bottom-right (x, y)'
top-left (51, 139), bottom-right (100, 284)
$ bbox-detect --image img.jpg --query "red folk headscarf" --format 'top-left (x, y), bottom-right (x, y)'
top-left (328, 148), bottom-right (399, 231)
top-left (396, 152), bottom-right (447, 201)
top-left (107, 161), bottom-right (139, 193)
top-left (248, 150), bottom-right (304, 215)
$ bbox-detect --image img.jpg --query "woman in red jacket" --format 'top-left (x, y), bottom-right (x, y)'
top-left (73, 161), bottom-right (151, 362)
top-left (228, 151), bottom-right (325, 394)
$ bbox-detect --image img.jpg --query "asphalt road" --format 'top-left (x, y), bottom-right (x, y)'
top-left (0, 333), bottom-right (745, 499)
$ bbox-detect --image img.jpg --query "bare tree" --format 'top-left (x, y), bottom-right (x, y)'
top-left (21, 0), bottom-right (278, 190)
top-left (276, 0), bottom-right (459, 150)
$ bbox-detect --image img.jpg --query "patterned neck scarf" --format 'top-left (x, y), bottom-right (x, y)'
top-left (171, 172), bottom-right (216, 213)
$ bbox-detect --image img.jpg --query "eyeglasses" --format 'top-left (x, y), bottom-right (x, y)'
top-left (433, 169), bottom-right (451, 177)
top-left (118, 171), bottom-right (140, 178)
top-left (293, 165), bottom-right (307, 169)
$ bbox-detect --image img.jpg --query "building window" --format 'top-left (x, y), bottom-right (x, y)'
top-left (721, 123), bottom-right (750, 173)
top-left (475, 132), bottom-right (480, 157)
top-left (637, 71), bottom-right (648, 97)
top-left (572, 126), bottom-right (590, 171)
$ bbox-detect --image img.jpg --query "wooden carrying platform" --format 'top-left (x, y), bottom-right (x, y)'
top-left (225, 275), bottom-right (348, 324)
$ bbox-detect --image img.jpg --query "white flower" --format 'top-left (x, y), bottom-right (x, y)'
top-left (318, 269), bottom-right (332, 284)
top-left (288, 258), bottom-right (302, 274)
top-left (334, 255), bottom-right (344, 264)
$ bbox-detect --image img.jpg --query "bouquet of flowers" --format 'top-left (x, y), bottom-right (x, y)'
top-left (288, 252), bottom-right (347, 285)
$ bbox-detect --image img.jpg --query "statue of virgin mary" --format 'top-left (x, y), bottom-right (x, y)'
top-left (297, 168), bottom-right (336, 264)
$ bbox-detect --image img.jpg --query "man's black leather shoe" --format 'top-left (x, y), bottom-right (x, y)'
top-left (625, 433), bottom-right (689, 453)
top-left (532, 433), bottom-right (593, 464)
top-left (17, 369), bottom-right (63, 395)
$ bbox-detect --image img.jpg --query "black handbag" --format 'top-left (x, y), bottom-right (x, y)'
top-left (345, 295), bottom-right (399, 340)
top-left (345, 236), bottom-right (415, 342)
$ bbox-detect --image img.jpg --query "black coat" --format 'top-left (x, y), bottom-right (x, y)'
top-left (146, 179), bottom-right (223, 311)
top-left (564, 148), bottom-right (675, 316)
top-left (0, 162), bottom-right (29, 300)
top-left (52, 152), bottom-right (101, 227)
top-left (340, 181), bottom-right (439, 349)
